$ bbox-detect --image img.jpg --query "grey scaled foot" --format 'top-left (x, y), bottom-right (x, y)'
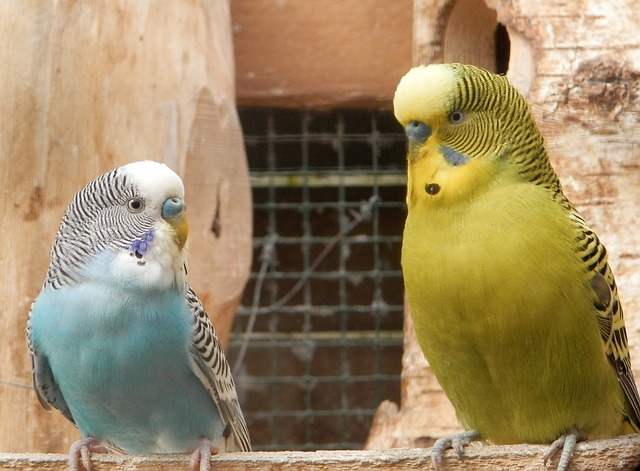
top-left (543, 431), bottom-right (586, 471)
top-left (430, 429), bottom-right (480, 470)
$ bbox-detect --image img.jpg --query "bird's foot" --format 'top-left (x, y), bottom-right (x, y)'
top-left (189, 437), bottom-right (219, 471)
top-left (68, 436), bottom-right (107, 471)
top-left (543, 431), bottom-right (586, 471)
top-left (430, 429), bottom-right (479, 470)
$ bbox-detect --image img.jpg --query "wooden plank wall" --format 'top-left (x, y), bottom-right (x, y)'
top-left (232, 0), bottom-right (413, 108)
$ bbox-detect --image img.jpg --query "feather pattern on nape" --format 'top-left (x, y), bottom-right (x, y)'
top-left (45, 167), bottom-right (152, 290)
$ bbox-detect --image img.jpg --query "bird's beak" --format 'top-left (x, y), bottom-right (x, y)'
top-left (162, 197), bottom-right (189, 251)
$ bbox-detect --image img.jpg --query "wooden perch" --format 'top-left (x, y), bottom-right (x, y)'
top-left (2, 437), bottom-right (640, 471)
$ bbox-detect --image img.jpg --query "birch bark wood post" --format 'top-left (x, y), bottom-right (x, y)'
top-left (367, 0), bottom-right (640, 452)
top-left (0, 0), bottom-right (251, 453)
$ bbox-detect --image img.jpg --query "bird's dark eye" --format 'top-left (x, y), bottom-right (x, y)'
top-left (449, 110), bottom-right (465, 124)
top-left (126, 198), bottom-right (144, 213)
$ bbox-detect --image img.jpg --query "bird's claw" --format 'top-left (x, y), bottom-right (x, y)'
top-left (543, 431), bottom-right (585, 471)
top-left (68, 437), bottom-right (107, 471)
top-left (189, 437), bottom-right (219, 471)
top-left (430, 430), bottom-right (479, 470)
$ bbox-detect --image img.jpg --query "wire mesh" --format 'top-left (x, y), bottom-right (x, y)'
top-left (228, 108), bottom-right (407, 451)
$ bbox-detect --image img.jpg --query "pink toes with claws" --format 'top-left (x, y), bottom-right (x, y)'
top-left (189, 438), bottom-right (219, 471)
top-left (68, 437), bottom-right (107, 471)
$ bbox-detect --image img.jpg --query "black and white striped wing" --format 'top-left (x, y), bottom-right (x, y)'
top-left (185, 285), bottom-right (251, 452)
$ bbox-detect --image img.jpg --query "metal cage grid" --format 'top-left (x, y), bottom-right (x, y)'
top-left (228, 108), bottom-right (407, 451)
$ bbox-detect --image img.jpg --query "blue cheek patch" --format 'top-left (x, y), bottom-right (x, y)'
top-left (440, 145), bottom-right (470, 166)
top-left (130, 230), bottom-right (155, 256)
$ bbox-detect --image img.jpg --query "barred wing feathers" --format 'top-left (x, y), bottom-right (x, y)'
top-left (570, 208), bottom-right (640, 431)
top-left (186, 285), bottom-right (252, 452)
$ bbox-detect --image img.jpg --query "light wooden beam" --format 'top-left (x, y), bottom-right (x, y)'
top-left (3, 437), bottom-right (640, 471)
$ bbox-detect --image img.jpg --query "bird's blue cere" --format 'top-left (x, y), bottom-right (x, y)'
top-left (162, 197), bottom-right (186, 219)
top-left (405, 120), bottom-right (431, 144)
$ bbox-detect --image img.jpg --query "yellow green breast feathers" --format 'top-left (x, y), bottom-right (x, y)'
top-left (402, 185), bottom-right (625, 443)
top-left (395, 63), bottom-right (640, 449)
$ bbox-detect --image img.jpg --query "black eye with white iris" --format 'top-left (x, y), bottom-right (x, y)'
top-left (126, 197), bottom-right (145, 213)
top-left (449, 110), bottom-right (466, 124)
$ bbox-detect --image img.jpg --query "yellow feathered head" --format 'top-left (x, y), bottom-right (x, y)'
top-left (394, 63), bottom-right (558, 206)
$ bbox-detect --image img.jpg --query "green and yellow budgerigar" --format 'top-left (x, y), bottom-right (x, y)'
top-left (395, 63), bottom-right (640, 470)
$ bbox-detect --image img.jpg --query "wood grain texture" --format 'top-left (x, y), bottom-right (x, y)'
top-left (368, 0), bottom-right (640, 453)
top-left (231, 0), bottom-right (413, 108)
top-left (0, 0), bottom-right (250, 454)
top-left (3, 437), bottom-right (640, 470)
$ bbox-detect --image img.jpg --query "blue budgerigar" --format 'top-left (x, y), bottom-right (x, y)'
top-left (27, 161), bottom-right (251, 471)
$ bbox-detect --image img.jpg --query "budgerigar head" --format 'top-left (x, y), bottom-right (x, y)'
top-left (46, 161), bottom-right (189, 291)
top-left (394, 63), bottom-right (560, 206)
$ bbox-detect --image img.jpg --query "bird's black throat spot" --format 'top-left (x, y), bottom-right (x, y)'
top-left (425, 183), bottom-right (441, 195)
top-left (131, 250), bottom-right (146, 266)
